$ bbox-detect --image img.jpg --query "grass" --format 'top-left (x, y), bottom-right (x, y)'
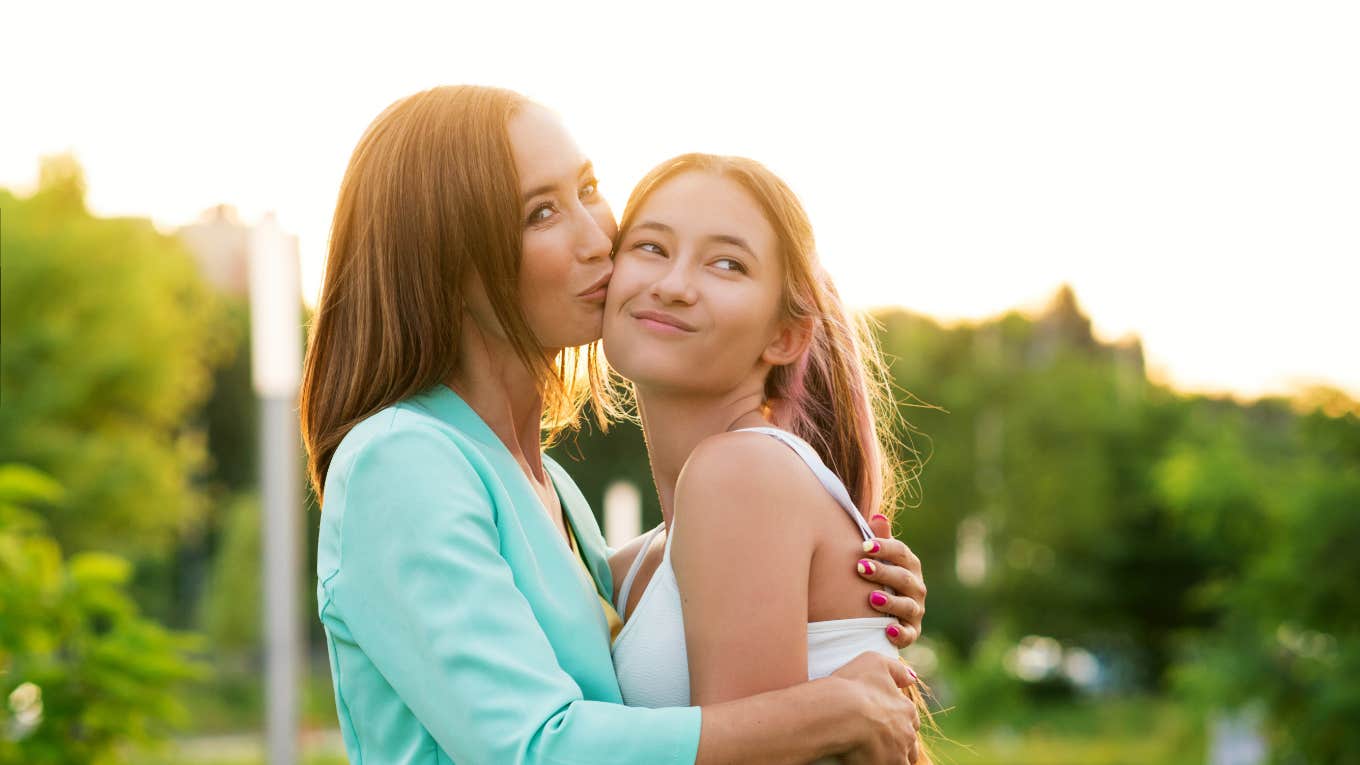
top-left (927, 696), bottom-right (1205, 765)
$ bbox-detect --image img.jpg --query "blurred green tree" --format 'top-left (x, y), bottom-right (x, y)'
top-left (0, 156), bottom-right (229, 560)
top-left (0, 464), bottom-right (205, 765)
top-left (1174, 396), bottom-right (1360, 763)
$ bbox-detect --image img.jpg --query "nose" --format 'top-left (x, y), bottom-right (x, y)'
top-left (574, 201), bottom-right (613, 264)
top-left (651, 258), bottom-right (698, 305)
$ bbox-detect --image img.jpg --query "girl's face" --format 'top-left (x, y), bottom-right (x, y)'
top-left (604, 171), bottom-right (799, 396)
top-left (494, 105), bottom-right (616, 351)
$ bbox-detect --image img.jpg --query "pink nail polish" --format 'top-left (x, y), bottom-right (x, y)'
top-left (871, 513), bottom-right (889, 524)
top-left (908, 667), bottom-right (919, 683)
top-left (886, 625), bottom-right (901, 639)
top-left (870, 591), bottom-right (888, 607)
top-left (862, 539), bottom-right (882, 554)
top-left (857, 559), bottom-right (875, 575)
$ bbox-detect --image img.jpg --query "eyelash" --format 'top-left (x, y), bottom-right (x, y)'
top-left (526, 179), bottom-right (601, 227)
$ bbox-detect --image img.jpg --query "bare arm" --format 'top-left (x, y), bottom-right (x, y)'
top-left (672, 434), bottom-right (920, 763)
top-left (671, 432), bottom-right (818, 704)
top-left (697, 660), bottom-right (917, 765)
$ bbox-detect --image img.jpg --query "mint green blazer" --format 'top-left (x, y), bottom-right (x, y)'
top-left (316, 385), bottom-right (701, 764)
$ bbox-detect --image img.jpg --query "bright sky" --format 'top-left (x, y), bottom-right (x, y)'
top-left (4, 1), bottom-right (1357, 400)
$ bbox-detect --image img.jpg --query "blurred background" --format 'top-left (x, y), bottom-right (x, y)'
top-left (2, 2), bottom-right (1357, 764)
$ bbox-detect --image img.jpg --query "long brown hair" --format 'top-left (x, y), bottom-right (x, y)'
top-left (300, 85), bottom-right (609, 502)
top-left (617, 154), bottom-right (921, 520)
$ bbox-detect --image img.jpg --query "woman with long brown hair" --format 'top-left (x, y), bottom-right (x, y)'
top-left (604, 154), bottom-right (933, 764)
top-left (303, 85), bottom-right (927, 764)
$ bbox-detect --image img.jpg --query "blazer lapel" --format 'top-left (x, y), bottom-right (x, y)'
top-left (418, 384), bottom-right (614, 604)
top-left (546, 458), bottom-right (614, 602)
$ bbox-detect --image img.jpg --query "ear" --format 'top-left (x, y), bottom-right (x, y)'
top-left (761, 315), bottom-right (815, 367)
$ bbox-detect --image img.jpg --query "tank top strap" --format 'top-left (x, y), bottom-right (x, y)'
top-left (614, 522), bottom-right (666, 612)
top-left (731, 426), bottom-right (876, 541)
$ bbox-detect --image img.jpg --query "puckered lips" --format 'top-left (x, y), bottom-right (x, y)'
top-left (577, 271), bottom-right (612, 302)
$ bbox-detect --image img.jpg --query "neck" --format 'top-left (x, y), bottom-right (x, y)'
top-left (635, 379), bottom-right (771, 527)
top-left (447, 320), bottom-right (554, 482)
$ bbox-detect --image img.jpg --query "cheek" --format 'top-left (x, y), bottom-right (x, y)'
top-left (708, 291), bottom-right (782, 362)
top-left (604, 255), bottom-right (650, 309)
top-left (519, 230), bottom-right (573, 303)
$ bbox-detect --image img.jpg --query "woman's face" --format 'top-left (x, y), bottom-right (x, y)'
top-left (603, 171), bottom-right (792, 395)
top-left (500, 105), bottom-right (616, 351)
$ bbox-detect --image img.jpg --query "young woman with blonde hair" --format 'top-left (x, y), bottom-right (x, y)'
top-left (303, 85), bottom-right (927, 764)
top-left (604, 154), bottom-right (932, 763)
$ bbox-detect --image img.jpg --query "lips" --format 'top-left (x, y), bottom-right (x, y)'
top-left (578, 272), bottom-right (612, 298)
top-left (630, 309), bottom-right (697, 332)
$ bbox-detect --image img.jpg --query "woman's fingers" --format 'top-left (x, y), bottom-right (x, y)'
top-left (855, 514), bottom-right (926, 649)
top-left (855, 545), bottom-right (925, 650)
top-left (870, 585), bottom-right (924, 634)
top-left (867, 512), bottom-right (893, 541)
top-left (863, 533), bottom-right (923, 579)
top-left (857, 550), bottom-right (927, 602)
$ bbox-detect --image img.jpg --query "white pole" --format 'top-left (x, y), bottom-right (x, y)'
top-left (248, 214), bottom-right (302, 765)
top-left (603, 481), bottom-right (642, 550)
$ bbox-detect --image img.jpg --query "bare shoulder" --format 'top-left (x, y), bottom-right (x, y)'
top-left (674, 431), bottom-right (828, 530)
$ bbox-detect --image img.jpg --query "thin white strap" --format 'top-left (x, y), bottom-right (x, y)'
top-left (732, 426), bottom-right (876, 541)
top-left (615, 523), bottom-right (665, 611)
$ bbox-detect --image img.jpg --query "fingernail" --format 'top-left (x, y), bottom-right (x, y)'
top-left (908, 667), bottom-right (919, 683)
top-left (871, 513), bottom-right (889, 524)
top-left (862, 539), bottom-right (881, 554)
top-left (857, 559), bottom-right (876, 575)
top-left (886, 624), bottom-right (901, 639)
top-left (869, 591), bottom-right (888, 607)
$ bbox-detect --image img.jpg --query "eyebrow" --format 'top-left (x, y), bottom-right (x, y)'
top-left (520, 161), bottom-right (595, 204)
top-left (629, 221), bottom-right (757, 259)
top-left (708, 234), bottom-right (756, 258)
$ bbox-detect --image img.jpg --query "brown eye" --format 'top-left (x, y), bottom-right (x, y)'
top-left (714, 257), bottom-right (747, 273)
top-left (527, 204), bottom-right (555, 225)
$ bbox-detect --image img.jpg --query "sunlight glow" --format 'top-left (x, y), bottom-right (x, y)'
top-left (3, 1), bottom-right (1356, 400)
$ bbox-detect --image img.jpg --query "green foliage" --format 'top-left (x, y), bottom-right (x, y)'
top-left (197, 493), bottom-right (262, 653)
top-left (1173, 404), bottom-right (1360, 763)
top-left (0, 464), bottom-right (206, 765)
top-left (0, 157), bottom-right (229, 559)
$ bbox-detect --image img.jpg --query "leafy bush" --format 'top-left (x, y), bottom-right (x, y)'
top-left (0, 465), bottom-right (206, 765)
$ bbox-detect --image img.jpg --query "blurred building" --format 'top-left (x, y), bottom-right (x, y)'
top-left (177, 205), bottom-right (251, 296)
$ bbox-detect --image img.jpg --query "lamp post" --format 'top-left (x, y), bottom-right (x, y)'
top-left (248, 214), bottom-right (303, 765)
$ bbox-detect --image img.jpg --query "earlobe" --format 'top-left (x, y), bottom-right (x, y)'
top-left (761, 316), bottom-right (815, 367)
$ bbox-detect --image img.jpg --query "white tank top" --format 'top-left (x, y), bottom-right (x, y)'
top-left (610, 426), bottom-right (898, 711)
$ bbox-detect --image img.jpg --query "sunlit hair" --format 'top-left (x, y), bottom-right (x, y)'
top-left (618, 154), bottom-right (934, 758)
top-left (300, 85), bottom-right (612, 502)
top-left (616, 154), bottom-right (922, 520)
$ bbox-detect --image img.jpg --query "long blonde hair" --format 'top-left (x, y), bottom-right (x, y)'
top-left (300, 85), bottom-right (610, 501)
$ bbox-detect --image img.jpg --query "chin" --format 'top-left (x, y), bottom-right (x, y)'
top-left (605, 345), bottom-right (690, 391)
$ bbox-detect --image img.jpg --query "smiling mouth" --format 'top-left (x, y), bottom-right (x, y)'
top-left (631, 310), bottom-right (697, 333)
